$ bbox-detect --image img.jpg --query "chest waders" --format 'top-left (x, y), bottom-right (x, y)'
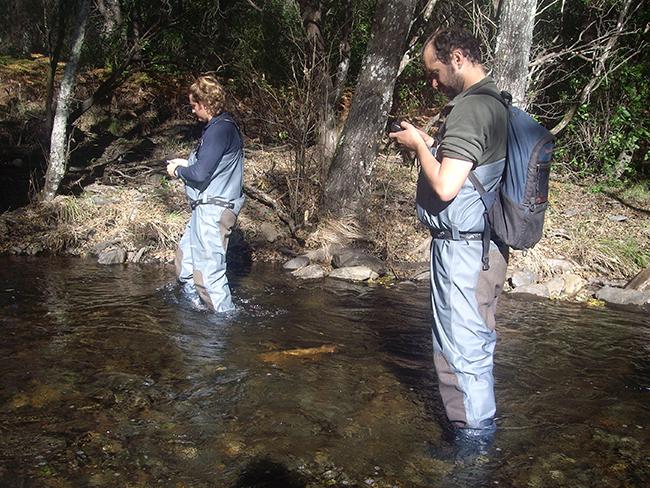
top-left (174, 117), bottom-right (245, 313)
top-left (417, 152), bottom-right (508, 440)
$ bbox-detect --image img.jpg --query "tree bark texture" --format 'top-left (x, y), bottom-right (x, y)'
top-left (323, 0), bottom-right (419, 216)
top-left (297, 0), bottom-right (338, 163)
top-left (493, 0), bottom-right (538, 108)
top-left (42, 0), bottom-right (90, 202)
top-left (45, 0), bottom-right (69, 132)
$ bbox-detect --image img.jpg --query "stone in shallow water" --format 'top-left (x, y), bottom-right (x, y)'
top-left (331, 248), bottom-right (387, 275)
top-left (510, 283), bottom-right (550, 298)
top-left (283, 255), bottom-right (310, 270)
top-left (291, 264), bottom-right (326, 279)
top-left (596, 286), bottom-right (650, 306)
top-left (329, 266), bottom-right (379, 282)
top-left (98, 248), bottom-right (126, 265)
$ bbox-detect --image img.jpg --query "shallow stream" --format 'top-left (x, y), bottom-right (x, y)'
top-left (0, 257), bottom-right (648, 487)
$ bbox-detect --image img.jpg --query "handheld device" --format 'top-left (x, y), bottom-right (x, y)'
top-left (387, 120), bottom-right (404, 134)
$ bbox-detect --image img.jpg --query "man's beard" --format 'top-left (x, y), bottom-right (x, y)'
top-left (439, 67), bottom-right (465, 99)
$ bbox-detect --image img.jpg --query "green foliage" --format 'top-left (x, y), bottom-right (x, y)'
top-left (555, 61), bottom-right (649, 181)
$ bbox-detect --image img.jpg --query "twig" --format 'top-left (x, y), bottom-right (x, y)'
top-left (244, 183), bottom-right (297, 236)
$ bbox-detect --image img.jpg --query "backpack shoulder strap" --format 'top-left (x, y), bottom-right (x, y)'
top-left (470, 88), bottom-right (512, 109)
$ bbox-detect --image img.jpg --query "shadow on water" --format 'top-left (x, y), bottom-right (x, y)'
top-left (0, 256), bottom-right (649, 487)
top-left (234, 458), bottom-right (307, 488)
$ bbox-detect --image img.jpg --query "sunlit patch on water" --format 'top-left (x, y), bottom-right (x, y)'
top-left (0, 257), bottom-right (648, 487)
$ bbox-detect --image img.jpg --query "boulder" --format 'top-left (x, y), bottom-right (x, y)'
top-left (331, 248), bottom-right (387, 276)
top-left (259, 222), bottom-right (280, 243)
top-left (328, 266), bottom-right (379, 282)
top-left (291, 264), bottom-right (326, 280)
top-left (625, 266), bottom-right (650, 292)
top-left (510, 283), bottom-right (550, 298)
top-left (98, 248), bottom-right (127, 265)
top-left (596, 286), bottom-right (650, 306)
top-left (510, 269), bottom-right (537, 289)
top-left (283, 255), bottom-right (310, 270)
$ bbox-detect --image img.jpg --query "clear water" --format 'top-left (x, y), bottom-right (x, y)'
top-left (0, 257), bottom-right (648, 487)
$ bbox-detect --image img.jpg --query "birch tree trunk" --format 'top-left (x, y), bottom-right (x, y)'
top-left (45, 0), bottom-right (69, 132)
top-left (493, 0), bottom-right (538, 108)
top-left (323, 0), bottom-right (419, 216)
top-left (42, 0), bottom-right (90, 202)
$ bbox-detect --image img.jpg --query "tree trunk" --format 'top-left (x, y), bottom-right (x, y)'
top-left (323, 0), bottom-right (419, 216)
top-left (493, 0), bottom-right (538, 108)
top-left (42, 0), bottom-right (90, 202)
top-left (45, 0), bottom-right (69, 133)
top-left (297, 0), bottom-right (338, 163)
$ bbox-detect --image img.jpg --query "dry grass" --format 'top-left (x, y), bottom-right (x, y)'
top-left (0, 183), bottom-right (188, 262)
top-left (510, 180), bottom-right (650, 280)
top-left (1, 148), bottom-right (648, 282)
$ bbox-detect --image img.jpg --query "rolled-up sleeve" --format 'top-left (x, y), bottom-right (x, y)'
top-left (438, 102), bottom-right (492, 167)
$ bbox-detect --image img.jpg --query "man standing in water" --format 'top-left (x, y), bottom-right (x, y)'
top-left (167, 75), bottom-right (245, 313)
top-left (390, 28), bottom-right (508, 459)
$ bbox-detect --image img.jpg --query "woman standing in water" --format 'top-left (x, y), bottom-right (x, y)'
top-left (166, 75), bottom-right (245, 312)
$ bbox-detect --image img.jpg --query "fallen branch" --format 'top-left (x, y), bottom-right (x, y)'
top-left (243, 183), bottom-right (297, 236)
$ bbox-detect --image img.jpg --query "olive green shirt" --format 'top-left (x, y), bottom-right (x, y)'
top-left (438, 77), bottom-right (507, 168)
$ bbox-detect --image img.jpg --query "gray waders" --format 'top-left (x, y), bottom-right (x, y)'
top-left (175, 118), bottom-right (245, 313)
top-left (417, 158), bottom-right (508, 437)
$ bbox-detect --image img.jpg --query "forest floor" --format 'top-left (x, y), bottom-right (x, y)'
top-left (1, 56), bottom-right (649, 288)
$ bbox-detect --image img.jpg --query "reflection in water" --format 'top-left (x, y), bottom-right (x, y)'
top-left (0, 256), bottom-right (648, 487)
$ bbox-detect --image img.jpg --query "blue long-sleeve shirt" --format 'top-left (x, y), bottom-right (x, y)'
top-left (177, 113), bottom-right (242, 192)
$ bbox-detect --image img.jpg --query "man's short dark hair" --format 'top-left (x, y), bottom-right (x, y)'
top-left (424, 28), bottom-right (482, 65)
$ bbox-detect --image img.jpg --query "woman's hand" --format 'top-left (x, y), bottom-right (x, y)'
top-left (166, 158), bottom-right (188, 178)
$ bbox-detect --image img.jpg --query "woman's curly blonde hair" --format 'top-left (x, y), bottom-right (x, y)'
top-left (189, 75), bottom-right (227, 115)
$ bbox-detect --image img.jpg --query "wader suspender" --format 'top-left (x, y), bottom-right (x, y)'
top-left (467, 173), bottom-right (494, 271)
top-left (188, 115), bottom-right (243, 213)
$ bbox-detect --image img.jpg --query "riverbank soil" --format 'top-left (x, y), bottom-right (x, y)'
top-left (1, 57), bottom-right (649, 291)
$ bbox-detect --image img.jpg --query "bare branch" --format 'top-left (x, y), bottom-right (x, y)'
top-left (551, 0), bottom-right (634, 135)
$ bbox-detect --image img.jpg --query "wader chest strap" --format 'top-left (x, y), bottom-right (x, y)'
top-left (430, 229), bottom-right (483, 241)
top-left (189, 197), bottom-right (235, 211)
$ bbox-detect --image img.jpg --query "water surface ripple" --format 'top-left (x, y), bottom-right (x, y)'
top-left (0, 256), bottom-right (648, 487)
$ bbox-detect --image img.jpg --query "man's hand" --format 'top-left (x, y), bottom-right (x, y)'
top-left (388, 122), bottom-right (434, 150)
top-left (166, 158), bottom-right (188, 178)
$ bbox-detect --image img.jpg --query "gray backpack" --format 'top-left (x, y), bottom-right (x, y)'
top-left (468, 90), bottom-right (555, 269)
